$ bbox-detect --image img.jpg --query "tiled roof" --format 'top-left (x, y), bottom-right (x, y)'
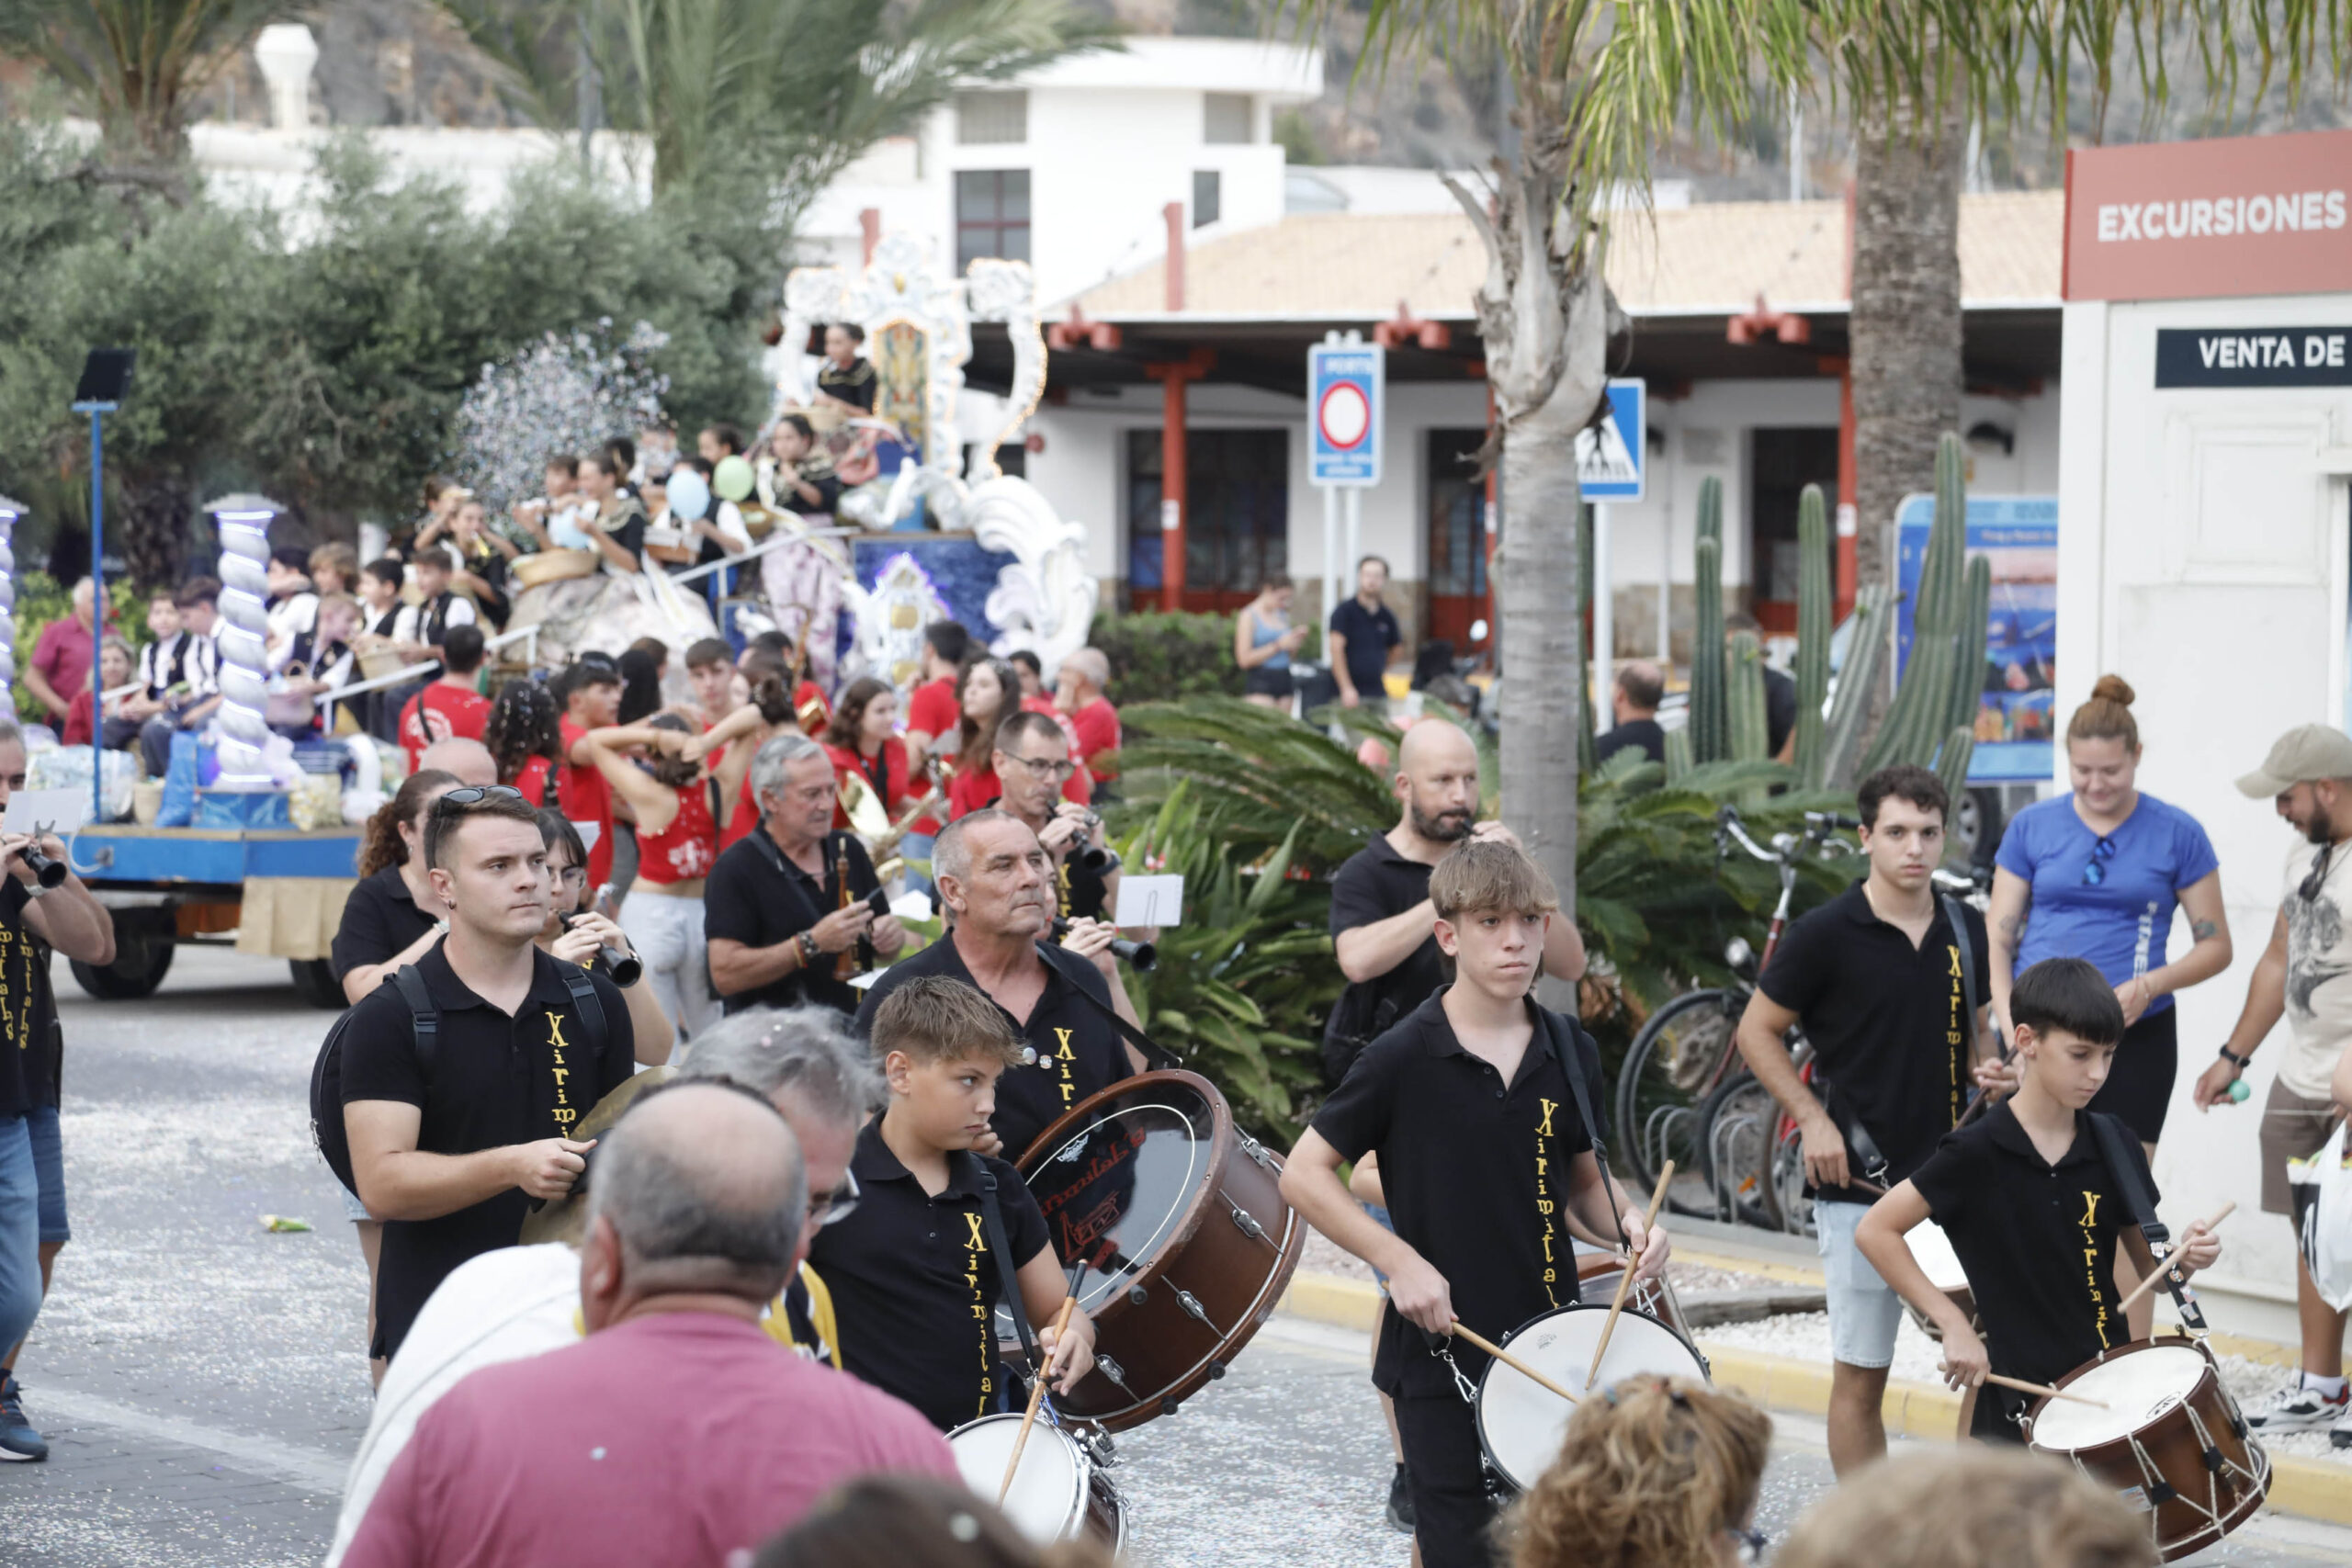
top-left (1064, 190), bottom-right (2063, 321)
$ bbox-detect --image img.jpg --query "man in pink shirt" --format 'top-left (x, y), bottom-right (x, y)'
top-left (342, 1082), bottom-right (953, 1568)
top-left (26, 578), bottom-right (97, 727)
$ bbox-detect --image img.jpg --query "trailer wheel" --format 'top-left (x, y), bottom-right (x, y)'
top-left (289, 958), bottom-right (347, 1010)
top-left (70, 928), bottom-right (177, 1000)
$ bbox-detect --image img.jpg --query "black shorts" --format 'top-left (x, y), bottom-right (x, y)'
top-left (1969, 1380), bottom-right (2035, 1443)
top-left (1244, 664), bottom-right (1294, 699)
top-left (2086, 1005), bottom-right (2177, 1144)
top-left (1392, 1391), bottom-right (1504, 1568)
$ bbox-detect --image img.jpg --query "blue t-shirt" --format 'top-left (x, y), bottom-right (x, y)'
top-left (1994, 793), bottom-right (2220, 1015)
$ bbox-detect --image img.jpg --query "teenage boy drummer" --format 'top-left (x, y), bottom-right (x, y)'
top-left (808, 976), bottom-right (1096, 1432)
top-left (1283, 840), bottom-right (1668, 1568)
top-left (1859, 957), bottom-right (2222, 1439)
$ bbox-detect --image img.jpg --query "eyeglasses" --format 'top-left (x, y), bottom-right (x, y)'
top-left (1728, 1526), bottom-right (1770, 1565)
top-left (2080, 834), bottom-right (2119, 886)
top-left (439, 784), bottom-right (526, 807)
top-left (2301, 845), bottom-right (2335, 903)
top-left (1004, 754), bottom-right (1076, 781)
top-left (809, 1167), bottom-right (861, 1229)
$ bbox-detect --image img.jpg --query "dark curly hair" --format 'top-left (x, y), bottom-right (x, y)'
top-left (356, 770), bottom-right (460, 879)
top-left (484, 678), bottom-right (564, 805)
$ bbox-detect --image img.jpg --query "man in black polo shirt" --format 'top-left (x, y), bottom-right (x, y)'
top-left (1735, 763), bottom-right (1995, 1475)
top-left (340, 786), bottom-right (636, 1366)
top-left (980, 710), bottom-right (1116, 923)
top-left (1284, 840), bottom-right (1668, 1568)
top-left (706, 733), bottom-right (906, 1016)
top-left (856, 811), bottom-right (1144, 1162)
top-left (1329, 554), bottom-right (1402, 714)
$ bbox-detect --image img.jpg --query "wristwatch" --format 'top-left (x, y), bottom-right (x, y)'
top-left (2217, 1044), bottom-right (2252, 1073)
top-left (796, 931), bottom-right (821, 967)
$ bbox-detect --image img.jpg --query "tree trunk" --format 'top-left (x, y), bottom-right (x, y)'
top-left (1849, 85), bottom-right (1966, 742)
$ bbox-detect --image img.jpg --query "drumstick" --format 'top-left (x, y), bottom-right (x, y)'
top-left (1976, 1371), bottom-right (2109, 1409)
top-left (998, 1295), bottom-right (1077, 1506)
top-left (1584, 1161), bottom-right (1675, 1391)
top-left (2111, 1201), bottom-right (2237, 1318)
top-left (1448, 1320), bottom-right (1579, 1405)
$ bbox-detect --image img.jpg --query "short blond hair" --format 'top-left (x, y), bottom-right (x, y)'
top-left (1507, 1377), bottom-right (1770, 1568)
top-left (872, 976), bottom-right (1025, 1069)
top-left (1770, 1448), bottom-right (2156, 1568)
top-left (1430, 838), bottom-right (1559, 922)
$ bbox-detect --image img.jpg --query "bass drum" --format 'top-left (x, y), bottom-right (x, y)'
top-left (1012, 1069), bottom-right (1305, 1431)
top-left (1898, 1220), bottom-right (1977, 1344)
top-left (946, 1416), bottom-right (1125, 1551)
top-left (1476, 1303), bottom-right (1713, 1495)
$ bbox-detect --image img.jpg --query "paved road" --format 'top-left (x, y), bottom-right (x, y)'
top-left (4, 946), bottom-right (2349, 1567)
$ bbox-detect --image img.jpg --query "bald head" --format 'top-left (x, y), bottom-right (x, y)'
top-left (589, 1082), bottom-right (808, 1304)
top-left (1398, 718), bottom-right (1475, 775)
top-left (419, 737), bottom-right (497, 786)
top-left (1394, 719), bottom-right (1479, 844)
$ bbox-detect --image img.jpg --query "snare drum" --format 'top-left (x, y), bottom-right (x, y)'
top-left (1476, 1303), bottom-right (1713, 1494)
top-left (2027, 1337), bottom-right (2268, 1562)
top-left (1898, 1221), bottom-right (1978, 1344)
top-left (1573, 1252), bottom-right (1695, 1343)
top-left (946, 1416), bottom-right (1125, 1551)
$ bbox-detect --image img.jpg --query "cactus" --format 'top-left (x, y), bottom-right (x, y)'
top-left (1577, 501), bottom-right (1597, 775)
top-left (1664, 724), bottom-right (1692, 784)
top-left (1949, 556), bottom-right (1991, 738)
top-left (1690, 476), bottom-right (1726, 763)
top-left (1727, 631), bottom-right (1768, 761)
top-left (1793, 484), bottom-right (1831, 788)
top-left (1820, 582), bottom-right (1890, 789)
top-left (1861, 432), bottom-right (1974, 776)
top-left (1934, 726), bottom-right (1976, 833)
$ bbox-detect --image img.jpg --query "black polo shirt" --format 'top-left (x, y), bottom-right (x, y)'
top-left (1757, 882), bottom-right (1990, 1203)
top-left (331, 864), bottom-right (439, 983)
top-left (338, 944), bottom-right (635, 1359)
top-left (703, 828), bottom-right (881, 1015)
top-left (1329, 596), bottom-right (1401, 695)
top-left (856, 938), bottom-right (1127, 1163)
top-left (1911, 1103), bottom-right (2152, 1391)
top-left (1322, 836), bottom-right (1444, 1077)
top-left (808, 1115), bottom-right (1050, 1431)
top-left (1312, 990), bottom-right (1595, 1399)
top-left (1593, 718), bottom-right (1666, 767)
top-left (0, 882), bottom-right (58, 1115)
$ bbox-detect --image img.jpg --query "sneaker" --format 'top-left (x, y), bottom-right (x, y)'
top-left (0, 1375), bottom-right (47, 1462)
top-left (1385, 1461), bottom-right (1414, 1533)
top-left (2243, 1378), bottom-right (2349, 1434)
top-left (2334, 1403), bottom-right (2352, 1451)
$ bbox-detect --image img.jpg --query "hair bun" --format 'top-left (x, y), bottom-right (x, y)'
top-left (2089, 674), bottom-right (2135, 707)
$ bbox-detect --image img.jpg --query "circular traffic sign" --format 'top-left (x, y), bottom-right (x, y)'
top-left (1317, 381), bottom-right (1371, 451)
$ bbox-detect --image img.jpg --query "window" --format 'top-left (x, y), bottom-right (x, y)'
top-left (956, 90), bottom-right (1027, 145)
top-left (1204, 92), bottom-right (1252, 144)
top-left (1192, 170), bottom-right (1221, 229)
top-left (1126, 428), bottom-right (1289, 610)
top-left (956, 170), bottom-right (1031, 269)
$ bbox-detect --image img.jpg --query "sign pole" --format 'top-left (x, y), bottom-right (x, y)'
top-left (1591, 502), bottom-right (1611, 718)
top-left (1321, 485), bottom-right (1340, 647)
top-left (1342, 489), bottom-right (1362, 607)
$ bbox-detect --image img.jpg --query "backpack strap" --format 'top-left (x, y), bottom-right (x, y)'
top-left (2087, 1110), bottom-right (2209, 1332)
top-left (557, 962), bottom-right (610, 1061)
top-left (974, 1155), bottom-right (1041, 1377)
top-left (390, 964), bottom-right (437, 1076)
top-left (1034, 941), bottom-right (1182, 1071)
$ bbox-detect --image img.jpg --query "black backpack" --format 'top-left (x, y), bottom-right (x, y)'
top-left (309, 961), bottom-right (608, 1197)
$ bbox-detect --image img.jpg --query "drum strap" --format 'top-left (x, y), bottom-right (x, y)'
top-left (1536, 1006), bottom-right (1630, 1253)
top-left (1034, 942), bottom-right (1182, 1071)
top-left (2087, 1111), bottom-right (2209, 1333)
top-left (973, 1154), bottom-right (1043, 1374)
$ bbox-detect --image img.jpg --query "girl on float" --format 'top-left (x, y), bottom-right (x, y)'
top-left (1984, 675), bottom-right (2233, 1337)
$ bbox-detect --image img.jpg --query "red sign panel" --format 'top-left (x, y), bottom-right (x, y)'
top-left (2064, 129), bottom-right (2352, 303)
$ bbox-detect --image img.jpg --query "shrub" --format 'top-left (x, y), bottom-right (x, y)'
top-left (1089, 610), bottom-right (1242, 705)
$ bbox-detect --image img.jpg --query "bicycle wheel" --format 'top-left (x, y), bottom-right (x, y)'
top-left (1613, 987), bottom-right (1741, 1218)
top-left (1697, 1070), bottom-right (1783, 1231)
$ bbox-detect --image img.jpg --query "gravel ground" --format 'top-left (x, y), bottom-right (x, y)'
top-left (1299, 1228), bottom-right (1788, 1299)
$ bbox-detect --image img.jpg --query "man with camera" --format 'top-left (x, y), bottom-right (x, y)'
top-left (338, 784), bottom-right (638, 1365)
top-left (980, 709), bottom-right (1119, 924)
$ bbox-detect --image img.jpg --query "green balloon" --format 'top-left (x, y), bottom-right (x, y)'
top-left (714, 455), bottom-right (755, 502)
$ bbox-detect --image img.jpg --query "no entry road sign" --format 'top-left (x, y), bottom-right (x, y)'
top-left (1309, 340), bottom-right (1384, 487)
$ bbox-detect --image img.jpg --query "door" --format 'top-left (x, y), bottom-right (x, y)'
top-left (1748, 427), bottom-right (1839, 635)
top-left (1425, 427), bottom-right (1489, 647)
top-left (1125, 428), bottom-right (1289, 613)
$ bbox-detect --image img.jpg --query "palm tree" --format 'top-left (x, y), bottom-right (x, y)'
top-left (441, 0), bottom-right (1118, 199)
top-left (0, 0), bottom-right (303, 168)
top-left (1278, 3), bottom-right (1812, 987)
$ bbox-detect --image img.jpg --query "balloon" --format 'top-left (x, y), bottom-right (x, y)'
top-left (713, 456), bottom-right (755, 502)
top-left (666, 468), bottom-right (710, 522)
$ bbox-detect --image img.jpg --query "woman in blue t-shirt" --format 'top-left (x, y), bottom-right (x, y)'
top-left (1985, 676), bottom-right (2233, 1325)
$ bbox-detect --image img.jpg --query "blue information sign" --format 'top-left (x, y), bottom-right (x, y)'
top-left (1308, 342), bottom-right (1384, 487)
top-left (1576, 379), bottom-right (1645, 501)
top-left (1894, 493), bottom-right (2058, 784)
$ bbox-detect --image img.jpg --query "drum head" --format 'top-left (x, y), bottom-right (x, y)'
top-left (947, 1416), bottom-right (1087, 1544)
top-left (2030, 1344), bottom-right (2210, 1452)
top-left (1908, 1221), bottom-right (1969, 1293)
top-left (1019, 1076), bottom-right (1223, 1319)
top-left (1477, 1306), bottom-right (1710, 1493)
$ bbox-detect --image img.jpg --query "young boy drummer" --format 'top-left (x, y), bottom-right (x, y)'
top-left (1283, 840), bottom-right (1670, 1568)
top-left (1859, 957), bottom-right (2222, 1439)
top-left (807, 976), bottom-right (1098, 1431)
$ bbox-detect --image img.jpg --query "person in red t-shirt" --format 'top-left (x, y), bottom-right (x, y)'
top-left (899, 622), bottom-right (968, 833)
top-left (820, 678), bottom-right (911, 830)
top-left (339, 1085), bottom-right (954, 1568)
top-left (553, 657), bottom-right (625, 889)
top-left (484, 678), bottom-right (567, 810)
top-left (397, 625), bottom-right (492, 768)
top-left (1057, 647), bottom-right (1121, 799)
top-left (580, 714), bottom-right (721, 1040)
top-left (688, 671), bottom-right (801, 853)
top-left (943, 657), bottom-right (1087, 822)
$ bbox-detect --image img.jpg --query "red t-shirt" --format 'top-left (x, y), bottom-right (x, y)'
top-left (558, 716), bottom-right (615, 889)
top-left (341, 1314), bottom-right (954, 1568)
top-left (636, 782), bottom-right (719, 883)
top-left (400, 682), bottom-right (492, 769)
top-left (62, 689), bottom-right (98, 748)
top-left (718, 773), bottom-right (761, 853)
top-left (826, 738), bottom-right (910, 829)
top-left (945, 762), bottom-right (1087, 822)
top-left (1069, 696), bottom-right (1121, 780)
top-left (903, 676), bottom-right (959, 836)
top-left (793, 679), bottom-right (831, 737)
top-left (511, 755), bottom-right (560, 811)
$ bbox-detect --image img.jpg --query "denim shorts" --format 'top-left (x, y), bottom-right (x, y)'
top-left (1363, 1201), bottom-right (1396, 1288)
top-left (1814, 1198), bottom-right (1902, 1370)
top-left (25, 1104), bottom-right (67, 1246)
top-left (342, 1184), bottom-right (371, 1224)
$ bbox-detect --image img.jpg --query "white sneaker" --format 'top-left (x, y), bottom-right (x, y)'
top-left (2244, 1379), bottom-right (2350, 1433)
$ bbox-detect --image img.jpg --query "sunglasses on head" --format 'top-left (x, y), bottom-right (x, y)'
top-left (438, 784), bottom-right (526, 808)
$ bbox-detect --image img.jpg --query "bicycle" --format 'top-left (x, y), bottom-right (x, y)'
top-left (1613, 806), bottom-right (1855, 1222)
